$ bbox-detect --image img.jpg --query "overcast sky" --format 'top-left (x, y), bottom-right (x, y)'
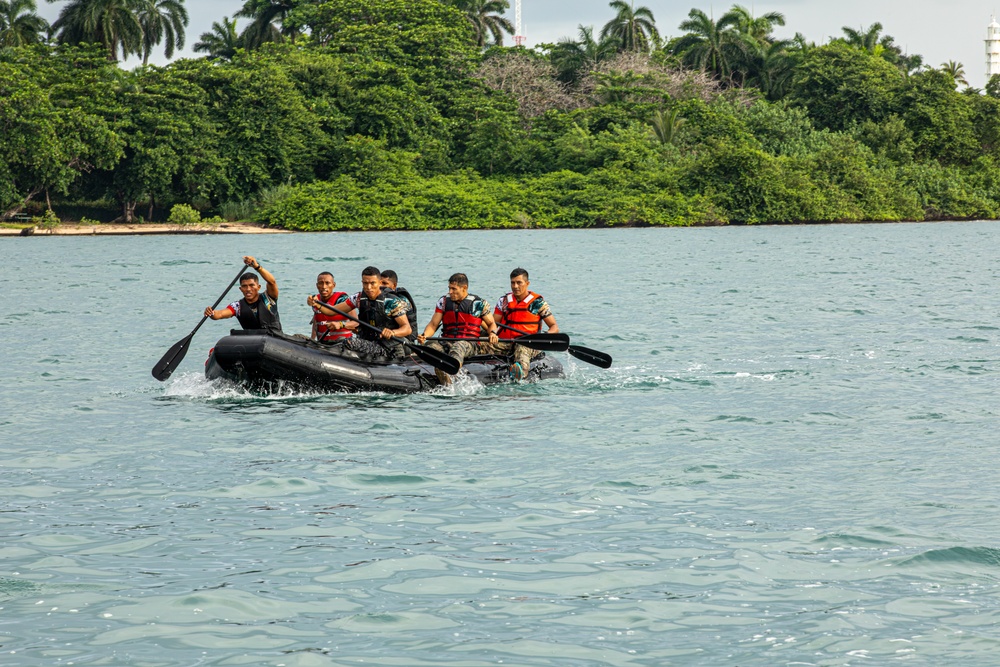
top-left (37, 0), bottom-right (999, 87)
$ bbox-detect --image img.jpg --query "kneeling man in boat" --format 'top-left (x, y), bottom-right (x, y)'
top-left (479, 268), bottom-right (558, 381)
top-left (417, 273), bottom-right (499, 384)
top-left (309, 266), bottom-right (411, 359)
top-left (379, 269), bottom-right (418, 340)
top-left (204, 255), bottom-right (282, 333)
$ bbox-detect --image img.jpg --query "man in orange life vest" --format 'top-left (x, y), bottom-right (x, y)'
top-left (417, 273), bottom-right (499, 385)
top-left (204, 255), bottom-right (282, 333)
top-left (479, 267), bottom-right (558, 381)
top-left (308, 272), bottom-right (354, 342)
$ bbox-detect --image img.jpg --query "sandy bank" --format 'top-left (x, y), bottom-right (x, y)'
top-left (0, 221), bottom-right (290, 237)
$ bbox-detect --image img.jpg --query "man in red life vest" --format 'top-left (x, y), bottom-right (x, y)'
top-left (309, 272), bottom-right (354, 342)
top-left (204, 255), bottom-right (282, 333)
top-left (480, 267), bottom-right (559, 381)
top-left (417, 273), bottom-right (499, 385)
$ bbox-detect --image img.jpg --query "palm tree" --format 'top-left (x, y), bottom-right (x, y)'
top-left (235, 0), bottom-right (295, 50)
top-left (445, 0), bottom-right (513, 47)
top-left (746, 39), bottom-right (795, 99)
top-left (600, 0), bottom-right (659, 53)
top-left (50, 0), bottom-right (144, 61)
top-left (941, 60), bottom-right (967, 87)
top-left (648, 106), bottom-right (684, 145)
top-left (136, 0), bottom-right (187, 65)
top-left (672, 8), bottom-right (743, 78)
top-left (194, 15), bottom-right (241, 60)
top-left (841, 23), bottom-right (884, 54)
top-left (550, 24), bottom-right (619, 84)
top-left (726, 4), bottom-right (784, 42)
top-left (0, 0), bottom-right (48, 46)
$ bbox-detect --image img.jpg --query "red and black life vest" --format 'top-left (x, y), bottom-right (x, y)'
top-left (442, 295), bottom-right (484, 339)
top-left (313, 291), bottom-right (352, 341)
top-left (496, 291), bottom-right (543, 339)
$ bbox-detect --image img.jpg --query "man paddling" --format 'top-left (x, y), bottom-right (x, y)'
top-left (310, 272), bottom-right (353, 342)
top-left (380, 269), bottom-right (418, 340)
top-left (204, 255), bottom-right (281, 333)
top-left (309, 266), bottom-right (411, 359)
top-left (479, 268), bottom-right (558, 381)
top-left (417, 273), bottom-right (499, 385)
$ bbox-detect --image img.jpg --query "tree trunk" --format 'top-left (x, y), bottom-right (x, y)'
top-left (122, 199), bottom-right (137, 223)
top-left (45, 189), bottom-right (52, 211)
top-left (148, 195), bottom-right (155, 222)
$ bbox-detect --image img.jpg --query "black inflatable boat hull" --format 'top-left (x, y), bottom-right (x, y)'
top-left (204, 330), bottom-right (564, 393)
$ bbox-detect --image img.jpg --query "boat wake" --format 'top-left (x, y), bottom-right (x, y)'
top-left (162, 372), bottom-right (257, 400)
top-left (160, 370), bottom-right (490, 402)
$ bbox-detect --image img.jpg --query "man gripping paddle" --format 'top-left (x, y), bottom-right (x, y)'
top-left (478, 268), bottom-right (559, 381)
top-left (204, 256), bottom-right (282, 333)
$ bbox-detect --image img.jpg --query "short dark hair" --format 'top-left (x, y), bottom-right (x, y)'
top-left (361, 266), bottom-right (380, 278)
top-left (317, 271), bottom-right (334, 281)
top-left (510, 268), bottom-right (529, 280)
top-left (379, 269), bottom-right (398, 286)
top-left (240, 273), bottom-right (259, 284)
top-left (448, 273), bottom-right (469, 287)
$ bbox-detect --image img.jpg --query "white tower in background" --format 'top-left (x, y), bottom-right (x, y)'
top-left (514, 0), bottom-right (525, 46)
top-left (987, 15), bottom-right (1000, 79)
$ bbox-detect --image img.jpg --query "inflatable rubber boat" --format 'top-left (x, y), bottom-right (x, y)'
top-left (204, 330), bottom-right (564, 393)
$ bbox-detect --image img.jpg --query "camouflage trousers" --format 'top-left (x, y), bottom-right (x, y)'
top-left (342, 336), bottom-right (406, 360)
top-left (425, 339), bottom-right (478, 367)
top-left (475, 341), bottom-right (538, 369)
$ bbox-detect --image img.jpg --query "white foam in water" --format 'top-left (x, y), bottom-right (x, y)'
top-left (163, 372), bottom-right (255, 400)
top-left (431, 370), bottom-right (485, 396)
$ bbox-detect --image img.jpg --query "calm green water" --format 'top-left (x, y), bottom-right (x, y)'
top-left (3, 224), bottom-right (1000, 666)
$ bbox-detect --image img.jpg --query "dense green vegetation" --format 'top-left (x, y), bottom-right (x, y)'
top-left (4, 0), bottom-right (1000, 228)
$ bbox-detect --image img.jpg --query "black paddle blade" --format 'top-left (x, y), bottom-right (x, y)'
top-left (515, 333), bottom-right (570, 352)
top-left (151, 333), bottom-right (193, 381)
top-left (568, 344), bottom-right (612, 369)
top-left (407, 343), bottom-right (461, 375)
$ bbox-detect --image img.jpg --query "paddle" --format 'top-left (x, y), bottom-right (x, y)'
top-left (313, 301), bottom-right (460, 375)
top-left (152, 264), bottom-right (247, 381)
top-left (495, 322), bottom-right (613, 369)
top-left (428, 332), bottom-right (569, 352)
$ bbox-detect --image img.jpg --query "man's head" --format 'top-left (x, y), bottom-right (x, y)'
top-left (316, 272), bottom-right (335, 299)
top-left (448, 273), bottom-right (469, 302)
top-left (510, 268), bottom-right (530, 299)
top-left (239, 273), bottom-right (261, 302)
top-left (361, 266), bottom-right (382, 300)
top-left (379, 269), bottom-right (398, 290)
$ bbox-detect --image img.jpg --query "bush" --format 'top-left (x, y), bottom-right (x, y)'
top-left (219, 200), bottom-right (255, 222)
top-left (33, 210), bottom-right (60, 229)
top-left (167, 204), bottom-right (202, 225)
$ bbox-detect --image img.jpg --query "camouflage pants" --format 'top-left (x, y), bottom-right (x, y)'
top-left (343, 336), bottom-right (406, 360)
top-left (476, 341), bottom-right (537, 369)
top-left (425, 340), bottom-right (478, 367)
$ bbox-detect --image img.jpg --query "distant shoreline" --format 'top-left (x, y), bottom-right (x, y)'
top-left (2, 218), bottom-right (994, 237)
top-left (0, 221), bottom-right (289, 237)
